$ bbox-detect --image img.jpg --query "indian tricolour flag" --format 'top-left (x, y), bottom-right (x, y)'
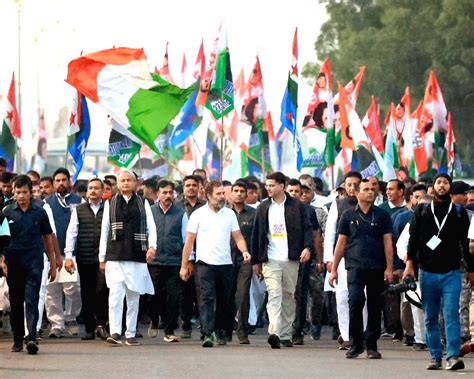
top-left (66, 47), bottom-right (194, 153)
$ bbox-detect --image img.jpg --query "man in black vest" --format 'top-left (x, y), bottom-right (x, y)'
top-left (99, 171), bottom-right (156, 346)
top-left (64, 178), bottom-right (108, 340)
top-left (43, 168), bottom-right (83, 338)
top-left (148, 180), bottom-right (187, 342)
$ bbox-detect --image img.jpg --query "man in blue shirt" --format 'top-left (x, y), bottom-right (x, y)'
top-left (1, 175), bottom-right (56, 354)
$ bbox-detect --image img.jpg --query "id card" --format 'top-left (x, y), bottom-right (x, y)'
top-left (426, 235), bottom-right (442, 251)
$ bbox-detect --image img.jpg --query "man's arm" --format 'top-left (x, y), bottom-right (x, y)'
top-left (144, 200), bottom-right (156, 263)
top-left (43, 203), bottom-right (62, 269)
top-left (328, 234), bottom-right (348, 287)
top-left (64, 207), bottom-right (79, 272)
top-left (231, 230), bottom-right (251, 263)
top-left (323, 202), bottom-right (338, 268)
top-left (180, 232), bottom-right (197, 281)
top-left (43, 233), bottom-right (57, 282)
top-left (99, 200), bottom-right (110, 271)
top-left (383, 233), bottom-right (394, 283)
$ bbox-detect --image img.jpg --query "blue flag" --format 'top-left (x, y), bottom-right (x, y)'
top-left (169, 88), bottom-right (201, 149)
top-left (67, 94), bottom-right (91, 182)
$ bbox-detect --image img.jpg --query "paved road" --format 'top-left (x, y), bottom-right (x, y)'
top-left (0, 327), bottom-right (472, 378)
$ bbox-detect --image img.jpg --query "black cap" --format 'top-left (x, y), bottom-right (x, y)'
top-left (432, 173), bottom-right (452, 185)
top-left (451, 181), bottom-right (469, 195)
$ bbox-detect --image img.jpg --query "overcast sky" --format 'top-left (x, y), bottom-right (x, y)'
top-left (0, 0), bottom-right (327, 158)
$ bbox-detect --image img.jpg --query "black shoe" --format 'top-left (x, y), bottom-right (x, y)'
top-left (281, 339), bottom-right (293, 348)
top-left (345, 346), bottom-right (364, 359)
top-left (81, 332), bottom-right (95, 340)
top-left (11, 343), bottom-right (23, 352)
top-left (412, 343), bottom-right (427, 351)
top-left (26, 341), bottom-right (38, 355)
top-left (268, 334), bottom-right (280, 349)
top-left (402, 334), bottom-right (414, 346)
top-left (202, 334), bottom-right (214, 348)
top-left (107, 333), bottom-right (122, 345)
top-left (445, 357), bottom-right (464, 371)
top-left (292, 334), bottom-right (304, 345)
top-left (96, 325), bottom-right (109, 340)
top-left (367, 350), bottom-right (382, 359)
top-left (238, 335), bottom-right (250, 344)
top-left (426, 358), bottom-right (442, 370)
top-left (135, 330), bottom-right (143, 338)
top-left (216, 331), bottom-right (227, 346)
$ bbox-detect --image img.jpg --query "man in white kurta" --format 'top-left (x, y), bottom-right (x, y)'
top-left (99, 171), bottom-right (156, 346)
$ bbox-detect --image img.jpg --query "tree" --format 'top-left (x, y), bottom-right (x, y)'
top-left (303, 0), bottom-right (474, 174)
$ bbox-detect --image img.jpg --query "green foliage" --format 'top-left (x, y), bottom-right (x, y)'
top-left (303, 0), bottom-right (474, 172)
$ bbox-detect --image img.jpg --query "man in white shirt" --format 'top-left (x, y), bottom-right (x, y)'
top-left (180, 181), bottom-right (250, 348)
top-left (99, 171), bottom-right (157, 346)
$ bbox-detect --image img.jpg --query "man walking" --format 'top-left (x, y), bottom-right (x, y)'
top-left (99, 171), bottom-right (157, 346)
top-left (329, 179), bottom-right (394, 359)
top-left (180, 181), bottom-right (251, 348)
top-left (404, 173), bottom-right (470, 370)
top-left (252, 172), bottom-right (313, 349)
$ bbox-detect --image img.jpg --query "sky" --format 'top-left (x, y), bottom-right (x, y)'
top-left (0, 0), bottom-right (327, 163)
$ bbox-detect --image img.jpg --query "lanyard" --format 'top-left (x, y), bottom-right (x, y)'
top-left (430, 201), bottom-right (452, 237)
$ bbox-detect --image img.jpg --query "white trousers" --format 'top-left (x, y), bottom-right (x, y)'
top-left (108, 281), bottom-right (140, 338)
top-left (407, 282), bottom-right (425, 344)
top-left (45, 279), bottom-right (81, 330)
top-left (248, 273), bottom-right (267, 326)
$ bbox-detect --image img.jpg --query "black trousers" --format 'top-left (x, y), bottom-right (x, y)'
top-left (77, 262), bottom-right (109, 333)
top-left (148, 265), bottom-right (181, 335)
top-left (7, 266), bottom-right (42, 344)
top-left (195, 262), bottom-right (233, 336)
top-left (180, 275), bottom-right (197, 331)
top-left (347, 268), bottom-right (385, 350)
top-left (229, 255), bottom-right (252, 338)
top-left (293, 261), bottom-right (311, 335)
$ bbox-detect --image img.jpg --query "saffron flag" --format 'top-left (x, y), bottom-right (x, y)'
top-left (410, 101), bottom-right (428, 176)
top-left (66, 47), bottom-right (195, 154)
top-left (206, 25), bottom-right (234, 119)
top-left (361, 96), bottom-right (384, 154)
top-left (333, 66), bottom-right (366, 108)
top-left (67, 91), bottom-right (91, 182)
top-left (0, 74), bottom-right (20, 171)
top-left (193, 39), bottom-right (206, 81)
top-left (279, 28), bottom-right (303, 171)
top-left (445, 112), bottom-right (455, 171)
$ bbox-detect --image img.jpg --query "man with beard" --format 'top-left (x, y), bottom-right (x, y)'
top-left (324, 171), bottom-right (363, 349)
top-left (43, 168), bottom-right (83, 338)
top-left (180, 181), bottom-right (251, 348)
top-left (404, 173), bottom-right (470, 371)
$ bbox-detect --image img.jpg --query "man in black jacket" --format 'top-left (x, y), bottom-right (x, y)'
top-left (404, 173), bottom-right (470, 371)
top-left (251, 172), bottom-right (313, 349)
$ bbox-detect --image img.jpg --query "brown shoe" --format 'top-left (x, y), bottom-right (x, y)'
top-left (459, 341), bottom-right (473, 357)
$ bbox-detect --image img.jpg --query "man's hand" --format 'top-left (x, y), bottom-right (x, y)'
top-left (1, 259), bottom-right (7, 277)
top-left (328, 269), bottom-right (338, 288)
top-left (99, 262), bottom-right (106, 272)
top-left (180, 265), bottom-right (192, 282)
top-left (253, 263), bottom-right (263, 280)
top-left (242, 252), bottom-right (251, 263)
top-left (384, 268), bottom-right (393, 284)
top-left (402, 260), bottom-right (415, 281)
top-left (56, 255), bottom-right (63, 270)
top-left (48, 262), bottom-right (56, 282)
top-left (299, 248), bottom-right (311, 263)
top-left (64, 259), bottom-right (75, 273)
top-left (146, 248), bottom-right (156, 264)
top-left (326, 262), bottom-right (333, 273)
top-left (315, 263), bottom-right (325, 274)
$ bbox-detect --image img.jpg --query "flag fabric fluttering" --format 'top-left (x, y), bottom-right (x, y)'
top-left (107, 117), bottom-right (141, 169)
top-left (333, 66), bottom-right (366, 108)
top-left (444, 112), bottom-right (455, 172)
top-left (383, 103), bottom-right (400, 181)
top-left (0, 73), bottom-right (20, 171)
top-left (278, 28), bottom-right (303, 172)
top-left (361, 96), bottom-right (384, 153)
top-left (193, 39), bottom-right (206, 81)
top-left (168, 88), bottom-right (201, 149)
top-left (206, 25), bottom-right (234, 119)
top-left (410, 101), bottom-right (428, 176)
top-left (156, 42), bottom-right (175, 84)
top-left (67, 91), bottom-right (91, 182)
top-left (181, 52), bottom-right (187, 88)
top-left (66, 47), bottom-right (195, 154)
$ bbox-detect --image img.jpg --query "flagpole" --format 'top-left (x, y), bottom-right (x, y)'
top-left (16, 0), bottom-right (22, 173)
top-left (219, 92), bottom-right (225, 181)
top-left (138, 150), bottom-right (143, 177)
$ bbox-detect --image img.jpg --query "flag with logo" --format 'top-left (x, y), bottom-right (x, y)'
top-left (67, 91), bottom-right (91, 182)
top-left (0, 74), bottom-right (20, 171)
top-left (107, 117), bottom-right (141, 169)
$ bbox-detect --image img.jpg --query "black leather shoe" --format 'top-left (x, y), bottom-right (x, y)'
top-left (268, 334), bottom-right (280, 349)
top-left (96, 325), bottom-right (109, 340)
top-left (345, 346), bottom-right (364, 358)
top-left (292, 334), bottom-right (304, 345)
top-left (281, 339), bottom-right (293, 348)
top-left (367, 349), bottom-right (382, 359)
top-left (445, 357), bottom-right (464, 371)
top-left (81, 332), bottom-right (95, 340)
top-left (426, 359), bottom-right (442, 370)
top-left (11, 343), bottom-right (23, 352)
top-left (26, 341), bottom-right (39, 355)
top-left (238, 335), bottom-right (250, 344)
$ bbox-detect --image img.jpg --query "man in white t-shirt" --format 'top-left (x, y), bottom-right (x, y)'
top-left (180, 181), bottom-right (251, 348)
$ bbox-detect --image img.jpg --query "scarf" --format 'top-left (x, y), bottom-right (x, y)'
top-left (110, 193), bottom-right (148, 251)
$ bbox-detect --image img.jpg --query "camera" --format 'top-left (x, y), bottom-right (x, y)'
top-left (383, 276), bottom-right (417, 295)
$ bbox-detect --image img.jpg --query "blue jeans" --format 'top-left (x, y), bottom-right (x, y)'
top-left (419, 269), bottom-right (461, 360)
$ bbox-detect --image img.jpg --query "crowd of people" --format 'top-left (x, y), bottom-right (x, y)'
top-left (0, 156), bottom-right (473, 372)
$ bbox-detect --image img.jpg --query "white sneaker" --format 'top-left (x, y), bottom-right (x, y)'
top-left (66, 320), bottom-right (79, 336)
top-left (164, 334), bottom-right (179, 342)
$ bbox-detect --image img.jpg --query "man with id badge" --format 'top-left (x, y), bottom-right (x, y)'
top-left (404, 173), bottom-right (470, 371)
